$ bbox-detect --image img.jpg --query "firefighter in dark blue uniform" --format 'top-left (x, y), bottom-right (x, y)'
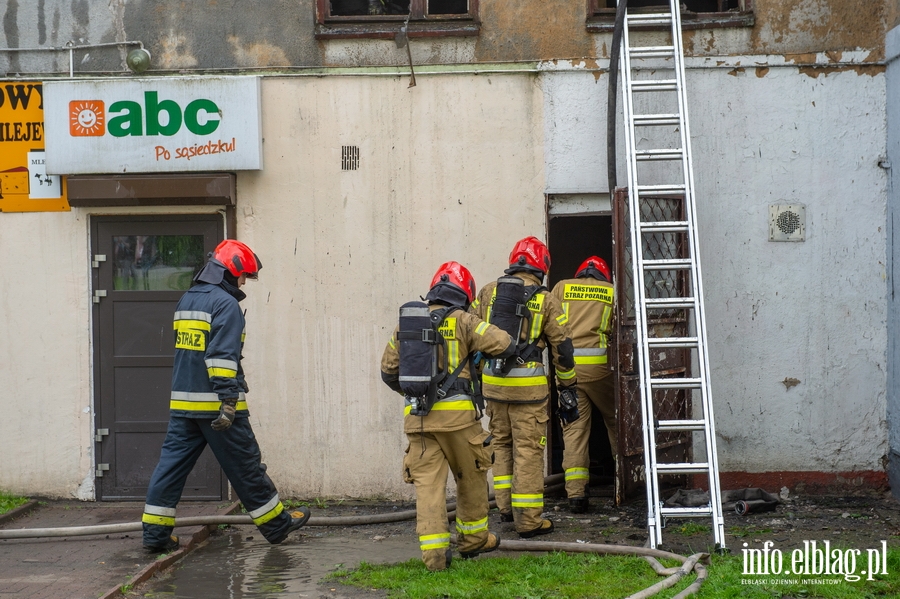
top-left (142, 240), bottom-right (310, 552)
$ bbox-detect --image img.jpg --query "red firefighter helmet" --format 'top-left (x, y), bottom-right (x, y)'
top-left (575, 256), bottom-right (610, 281)
top-left (508, 236), bottom-right (551, 275)
top-left (430, 261), bottom-right (477, 304)
top-left (213, 240), bottom-right (262, 279)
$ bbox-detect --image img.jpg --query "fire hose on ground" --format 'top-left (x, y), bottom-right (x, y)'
top-left (0, 472), bottom-right (710, 598)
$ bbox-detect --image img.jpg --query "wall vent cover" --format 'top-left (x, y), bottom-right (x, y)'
top-left (342, 146), bottom-right (359, 171)
top-left (769, 204), bottom-right (806, 242)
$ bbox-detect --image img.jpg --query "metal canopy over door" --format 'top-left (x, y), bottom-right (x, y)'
top-left (92, 215), bottom-right (226, 501)
top-left (613, 188), bottom-right (691, 505)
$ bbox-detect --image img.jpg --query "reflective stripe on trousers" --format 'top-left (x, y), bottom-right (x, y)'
top-left (455, 516), bottom-right (488, 535)
top-left (419, 532), bottom-right (451, 551)
top-left (511, 493), bottom-right (544, 509)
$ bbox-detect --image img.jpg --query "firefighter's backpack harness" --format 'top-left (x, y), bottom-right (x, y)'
top-left (487, 276), bottom-right (546, 374)
top-left (397, 302), bottom-right (475, 416)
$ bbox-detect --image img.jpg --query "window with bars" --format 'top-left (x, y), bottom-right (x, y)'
top-left (587, 0), bottom-right (753, 32)
top-left (316, 0), bottom-right (479, 39)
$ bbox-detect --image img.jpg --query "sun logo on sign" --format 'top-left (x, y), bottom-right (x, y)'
top-left (69, 100), bottom-right (105, 136)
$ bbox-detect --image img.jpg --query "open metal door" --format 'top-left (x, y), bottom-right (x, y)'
top-left (613, 188), bottom-right (692, 505)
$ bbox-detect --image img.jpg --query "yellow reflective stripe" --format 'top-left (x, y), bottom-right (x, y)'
top-left (403, 405), bottom-right (412, 416)
top-left (241, 332), bottom-right (246, 342)
top-left (456, 516), bottom-right (489, 535)
top-left (556, 312), bottom-right (568, 326)
top-left (529, 314), bottom-right (543, 342)
top-left (431, 400), bottom-right (475, 411)
top-left (475, 321), bottom-right (489, 335)
top-left (556, 367), bottom-right (577, 381)
top-left (170, 400), bottom-right (249, 412)
top-left (142, 513), bottom-right (176, 527)
top-left (600, 304), bottom-right (613, 331)
top-left (566, 467), bottom-right (590, 481)
top-left (574, 355), bottom-right (607, 365)
top-left (493, 475), bottom-right (512, 489)
top-left (483, 374), bottom-right (548, 387)
top-left (251, 502), bottom-right (284, 526)
top-left (208, 367), bottom-right (238, 378)
top-left (511, 494), bottom-right (544, 508)
top-left (173, 319), bottom-right (211, 331)
top-left (419, 533), bottom-right (451, 550)
top-left (388, 337), bottom-right (396, 349)
top-left (448, 340), bottom-right (459, 369)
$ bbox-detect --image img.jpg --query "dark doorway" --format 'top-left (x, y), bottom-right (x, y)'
top-left (91, 215), bottom-right (226, 501)
top-left (546, 213), bottom-right (616, 499)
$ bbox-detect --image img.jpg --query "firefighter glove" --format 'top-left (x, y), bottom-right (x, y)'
top-left (211, 399), bottom-right (237, 431)
top-left (558, 386), bottom-right (580, 425)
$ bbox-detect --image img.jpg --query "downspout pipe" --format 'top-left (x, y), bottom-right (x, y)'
top-left (607, 0), bottom-right (628, 192)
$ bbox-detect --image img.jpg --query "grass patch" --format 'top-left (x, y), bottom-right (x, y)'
top-left (328, 547), bottom-right (900, 599)
top-left (0, 491), bottom-right (28, 515)
top-left (328, 552), bottom-right (688, 599)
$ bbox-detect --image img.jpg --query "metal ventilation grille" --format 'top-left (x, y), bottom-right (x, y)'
top-left (342, 146), bottom-right (359, 171)
top-left (769, 204), bottom-right (806, 242)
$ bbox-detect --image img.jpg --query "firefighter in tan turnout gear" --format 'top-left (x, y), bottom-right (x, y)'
top-left (470, 237), bottom-right (578, 538)
top-left (381, 261), bottom-right (515, 572)
top-left (551, 256), bottom-right (616, 513)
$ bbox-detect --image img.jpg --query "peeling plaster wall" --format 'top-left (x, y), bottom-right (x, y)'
top-left (544, 57), bottom-right (888, 474)
top-left (1, 1), bottom-right (889, 74)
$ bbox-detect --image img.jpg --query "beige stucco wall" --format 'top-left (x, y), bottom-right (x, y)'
top-left (236, 74), bottom-right (545, 498)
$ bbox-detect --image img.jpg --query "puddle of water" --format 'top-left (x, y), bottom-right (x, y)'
top-left (142, 529), bottom-right (420, 598)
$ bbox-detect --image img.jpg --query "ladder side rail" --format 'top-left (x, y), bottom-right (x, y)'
top-left (668, 0), bottom-right (727, 548)
top-left (620, 8), bottom-right (670, 548)
top-left (619, 7), bottom-right (664, 548)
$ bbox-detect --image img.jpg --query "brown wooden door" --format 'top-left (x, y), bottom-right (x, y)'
top-left (92, 215), bottom-right (226, 500)
top-left (613, 189), bottom-right (692, 505)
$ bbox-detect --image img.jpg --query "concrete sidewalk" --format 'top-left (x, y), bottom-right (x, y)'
top-left (0, 499), bottom-right (237, 599)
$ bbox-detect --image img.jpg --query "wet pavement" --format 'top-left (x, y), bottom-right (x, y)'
top-left (0, 499), bottom-right (237, 599)
top-left (140, 528), bottom-right (420, 598)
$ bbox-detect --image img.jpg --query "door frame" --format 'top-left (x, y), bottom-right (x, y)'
top-left (73, 173), bottom-right (236, 500)
top-left (91, 214), bottom-right (227, 500)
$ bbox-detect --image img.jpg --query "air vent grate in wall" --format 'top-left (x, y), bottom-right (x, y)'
top-left (769, 204), bottom-right (806, 242)
top-left (342, 146), bottom-right (359, 171)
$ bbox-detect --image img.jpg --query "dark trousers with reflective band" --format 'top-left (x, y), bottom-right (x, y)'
top-left (403, 423), bottom-right (493, 571)
top-left (561, 374), bottom-right (616, 499)
top-left (487, 400), bottom-right (548, 533)
top-left (143, 416), bottom-right (291, 547)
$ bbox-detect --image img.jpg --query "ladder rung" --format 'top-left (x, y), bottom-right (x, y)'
top-left (631, 80), bottom-right (679, 92)
top-left (649, 377), bottom-right (702, 389)
top-left (627, 13), bottom-right (673, 27)
top-left (647, 336), bottom-right (698, 348)
top-left (636, 149), bottom-right (683, 161)
top-left (656, 462), bottom-right (710, 475)
top-left (629, 46), bottom-right (675, 59)
top-left (642, 258), bottom-right (692, 270)
top-left (633, 114), bottom-right (681, 127)
top-left (640, 221), bottom-right (690, 233)
top-left (635, 184), bottom-right (685, 197)
top-left (645, 297), bottom-right (696, 309)
top-left (660, 506), bottom-right (713, 518)
top-left (657, 419), bottom-right (707, 432)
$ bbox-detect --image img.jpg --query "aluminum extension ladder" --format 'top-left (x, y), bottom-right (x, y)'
top-left (617, 0), bottom-right (726, 550)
